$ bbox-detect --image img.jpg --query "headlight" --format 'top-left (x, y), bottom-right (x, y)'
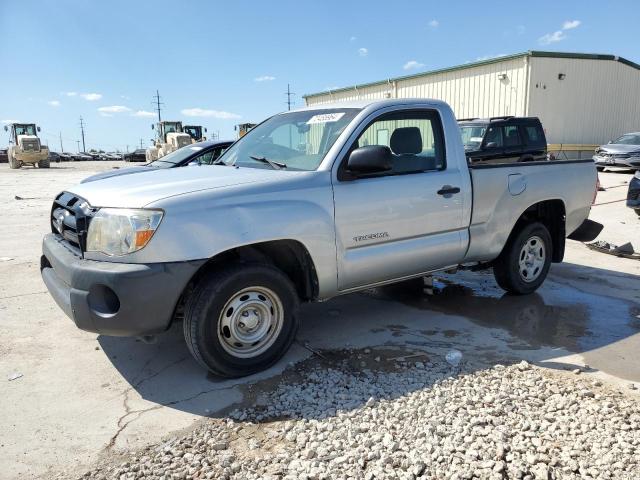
top-left (86, 208), bottom-right (163, 256)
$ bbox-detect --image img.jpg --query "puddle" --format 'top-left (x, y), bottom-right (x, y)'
top-left (363, 270), bottom-right (640, 355)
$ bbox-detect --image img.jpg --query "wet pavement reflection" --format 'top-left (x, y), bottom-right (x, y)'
top-left (365, 270), bottom-right (640, 356)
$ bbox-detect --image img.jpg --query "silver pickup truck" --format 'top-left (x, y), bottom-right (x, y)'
top-left (41, 99), bottom-right (599, 377)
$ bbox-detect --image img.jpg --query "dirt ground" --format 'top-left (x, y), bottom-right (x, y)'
top-left (1, 161), bottom-right (639, 479)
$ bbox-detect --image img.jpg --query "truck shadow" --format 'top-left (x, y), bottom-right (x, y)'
top-left (98, 262), bottom-right (640, 419)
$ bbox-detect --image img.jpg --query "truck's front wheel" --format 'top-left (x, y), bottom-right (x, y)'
top-left (183, 264), bottom-right (299, 377)
top-left (493, 222), bottom-right (552, 295)
top-left (8, 152), bottom-right (21, 169)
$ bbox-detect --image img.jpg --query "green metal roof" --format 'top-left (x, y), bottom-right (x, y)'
top-left (303, 51), bottom-right (640, 99)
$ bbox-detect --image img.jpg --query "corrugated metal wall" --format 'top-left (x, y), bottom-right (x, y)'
top-left (305, 57), bottom-right (529, 119)
top-left (528, 57), bottom-right (640, 144)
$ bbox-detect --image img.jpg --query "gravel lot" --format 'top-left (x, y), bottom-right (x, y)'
top-left (81, 358), bottom-right (640, 480)
top-left (2, 162), bottom-right (640, 480)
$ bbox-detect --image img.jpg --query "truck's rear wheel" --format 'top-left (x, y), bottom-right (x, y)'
top-left (38, 157), bottom-right (50, 168)
top-left (635, 209), bottom-right (640, 217)
top-left (183, 263), bottom-right (299, 378)
top-left (493, 222), bottom-right (552, 295)
top-left (596, 166), bottom-right (605, 172)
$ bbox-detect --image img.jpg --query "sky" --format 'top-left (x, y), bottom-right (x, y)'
top-left (1, 0), bottom-right (639, 152)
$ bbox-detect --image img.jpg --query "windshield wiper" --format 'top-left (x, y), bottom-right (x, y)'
top-left (249, 155), bottom-right (287, 170)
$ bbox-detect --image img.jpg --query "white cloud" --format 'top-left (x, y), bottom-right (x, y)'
top-left (64, 91), bottom-right (77, 97)
top-left (254, 75), bottom-right (276, 82)
top-left (131, 110), bottom-right (155, 118)
top-left (120, 95), bottom-right (130, 100)
top-left (81, 93), bottom-right (102, 101)
top-left (403, 60), bottom-right (425, 70)
top-left (538, 30), bottom-right (566, 45)
top-left (99, 112), bottom-right (113, 117)
top-left (349, 36), bottom-right (356, 42)
top-left (358, 47), bottom-right (368, 57)
top-left (539, 19), bottom-right (581, 45)
top-left (97, 105), bottom-right (131, 114)
top-left (428, 19), bottom-right (439, 28)
top-left (48, 100), bottom-right (61, 107)
top-left (2, 119), bottom-right (19, 124)
top-left (181, 108), bottom-right (241, 119)
top-left (562, 20), bottom-right (581, 30)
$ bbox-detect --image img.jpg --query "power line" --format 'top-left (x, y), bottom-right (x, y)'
top-left (79, 116), bottom-right (86, 152)
top-left (285, 84), bottom-right (295, 111)
top-left (152, 90), bottom-right (163, 123)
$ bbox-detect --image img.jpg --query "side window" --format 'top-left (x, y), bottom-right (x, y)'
top-left (503, 125), bottom-right (522, 147)
top-left (484, 126), bottom-right (503, 148)
top-left (348, 110), bottom-right (445, 177)
top-left (193, 150), bottom-right (214, 165)
top-left (524, 125), bottom-right (545, 147)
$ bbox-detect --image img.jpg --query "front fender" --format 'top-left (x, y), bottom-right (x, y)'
top-left (84, 175), bottom-right (339, 297)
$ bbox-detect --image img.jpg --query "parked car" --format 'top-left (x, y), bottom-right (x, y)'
top-left (458, 116), bottom-right (547, 164)
top-left (627, 170), bottom-right (640, 217)
top-left (0, 148), bottom-right (8, 163)
top-left (81, 140), bottom-right (233, 183)
top-left (58, 152), bottom-right (74, 162)
top-left (41, 99), bottom-right (600, 377)
top-left (72, 153), bottom-right (92, 161)
top-left (49, 151), bottom-right (61, 163)
top-left (123, 149), bottom-right (148, 162)
top-left (593, 132), bottom-right (640, 171)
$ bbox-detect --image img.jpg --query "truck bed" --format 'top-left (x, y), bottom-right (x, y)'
top-left (463, 159), bottom-right (597, 263)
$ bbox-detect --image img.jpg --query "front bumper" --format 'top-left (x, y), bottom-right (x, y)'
top-left (40, 233), bottom-right (205, 336)
top-left (593, 155), bottom-right (640, 169)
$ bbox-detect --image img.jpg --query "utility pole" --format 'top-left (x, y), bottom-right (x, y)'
top-left (76, 140), bottom-right (80, 152)
top-left (285, 84), bottom-right (295, 111)
top-left (79, 116), bottom-right (86, 152)
top-left (140, 138), bottom-right (144, 149)
top-left (152, 90), bottom-right (163, 123)
top-left (59, 131), bottom-right (64, 153)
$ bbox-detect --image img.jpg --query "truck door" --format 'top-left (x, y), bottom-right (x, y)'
top-left (502, 125), bottom-right (524, 163)
top-left (332, 109), bottom-right (468, 291)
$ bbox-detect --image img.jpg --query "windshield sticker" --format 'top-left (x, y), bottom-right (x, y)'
top-left (307, 112), bottom-right (346, 125)
top-left (470, 137), bottom-right (483, 142)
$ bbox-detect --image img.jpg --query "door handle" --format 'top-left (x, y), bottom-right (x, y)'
top-left (437, 185), bottom-right (460, 196)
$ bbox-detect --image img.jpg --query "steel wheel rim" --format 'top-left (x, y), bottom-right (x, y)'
top-left (518, 235), bottom-right (546, 283)
top-left (217, 286), bottom-right (284, 358)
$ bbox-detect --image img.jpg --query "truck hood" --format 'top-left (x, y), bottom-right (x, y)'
top-left (80, 165), bottom-right (152, 184)
top-left (68, 165), bottom-right (292, 208)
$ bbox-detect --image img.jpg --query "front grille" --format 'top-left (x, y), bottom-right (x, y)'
top-left (51, 192), bottom-right (95, 255)
top-left (22, 139), bottom-right (40, 152)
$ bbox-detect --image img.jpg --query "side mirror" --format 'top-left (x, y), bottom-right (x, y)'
top-left (3, 126), bottom-right (7, 132)
top-left (607, 140), bottom-right (612, 144)
top-left (347, 146), bottom-right (392, 175)
top-left (204, 128), bottom-right (208, 133)
top-left (151, 124), bottom-right (155, 130)
top-left (484, 142), bottom-right (498, 149)
top-left (37, 126), bottom-right (41, 132)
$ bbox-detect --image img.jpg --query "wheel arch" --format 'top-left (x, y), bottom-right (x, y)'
top-left (171, 239), bottom-right (319, 327)
top-left (502, 199), bottom-right (566, 263)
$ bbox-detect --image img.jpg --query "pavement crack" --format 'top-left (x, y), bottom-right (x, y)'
top-left (0, 290), bottom-right (47, 300)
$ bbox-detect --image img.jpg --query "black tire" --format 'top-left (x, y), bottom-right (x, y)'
top-left (183, 263), bottom-right (299, 378)
top-left (596, 166), bottom-right (605, 172)
top-left (38, 157), bottom-right (50, 168)
top-left (8, 152), bottom-right (21, 169)
top-left (493, 222), bottom-right (552, 295)
top-left (635, 209), bottom-right (640, 217)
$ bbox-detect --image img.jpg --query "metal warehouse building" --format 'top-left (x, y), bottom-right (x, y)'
top-left (304, 51), bottom-right (640, 146)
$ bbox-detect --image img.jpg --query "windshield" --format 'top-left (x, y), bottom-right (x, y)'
top-left (612, 133), bottom-right (640, 145)
top-left (459, 124), bottom-right (487, 150)
top-left (220, 109), bottom-right (360, 170)
top-left (15, 124), bottom-right (37, 136)
top-left (148, 144), bottom-right (206, 167)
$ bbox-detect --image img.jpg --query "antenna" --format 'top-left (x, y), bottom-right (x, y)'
top-left (285, 84), bottom-right (296, 111)
top-left (152, 90), bottom-right (164, 123)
